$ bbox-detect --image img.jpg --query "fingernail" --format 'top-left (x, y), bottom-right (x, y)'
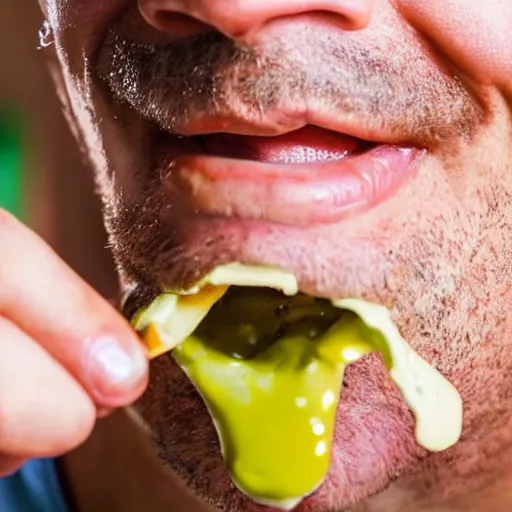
top-left (86, 335), bottom-right (147, 397)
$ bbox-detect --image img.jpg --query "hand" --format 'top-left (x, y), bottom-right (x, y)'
top-left (0, 210), bottom-right (149, 476)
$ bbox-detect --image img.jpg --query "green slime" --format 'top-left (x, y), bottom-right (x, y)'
top-left (173, 288), bottom-right (388, 507)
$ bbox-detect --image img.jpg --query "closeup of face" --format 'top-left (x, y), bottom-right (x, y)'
top-left (38, 1), bottom-right (512, 511)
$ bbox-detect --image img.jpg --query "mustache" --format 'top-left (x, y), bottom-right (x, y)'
top-left (97, 27), bottom-right (481, 145)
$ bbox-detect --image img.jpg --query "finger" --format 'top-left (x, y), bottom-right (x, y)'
top-left (0, 210), bottom-right (148, 407)
top-left (0, 455), bottom-right (25, 478)
top-left (97, 407), bottom-right (114, 419)
top-left (0, 316), bottom-right (96, 458)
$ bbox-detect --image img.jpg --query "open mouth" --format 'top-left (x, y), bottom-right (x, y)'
top-left (161, 126), bottom-right (423, 226)
top-left (129, 264), bottom-right (463, 511)
top-left (190, 126), bottom-right (375, 163)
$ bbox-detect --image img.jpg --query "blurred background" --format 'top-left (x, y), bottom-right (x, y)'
top-left (0, 1), bottom-right (118, 297)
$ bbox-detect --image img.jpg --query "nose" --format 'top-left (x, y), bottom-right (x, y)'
top-left (138, 0), bottom-right (379, 41)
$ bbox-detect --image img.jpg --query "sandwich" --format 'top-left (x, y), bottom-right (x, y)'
top-left (130, 263), bottom-right (463, 510)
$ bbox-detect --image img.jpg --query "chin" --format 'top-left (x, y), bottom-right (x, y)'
top-left (135, 349), bottom-right (427, 512)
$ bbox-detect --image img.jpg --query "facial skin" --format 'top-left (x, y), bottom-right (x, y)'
top-left (38, 0), bottom-right (512, 511)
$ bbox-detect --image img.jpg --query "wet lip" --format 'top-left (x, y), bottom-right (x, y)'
top-left (164, 126), bottom-right (423, 226)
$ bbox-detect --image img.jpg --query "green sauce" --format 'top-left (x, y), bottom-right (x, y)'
top-left (134, 268), bottom-right (463, 510)
top-left (173, 289), bottom-right (381, 507)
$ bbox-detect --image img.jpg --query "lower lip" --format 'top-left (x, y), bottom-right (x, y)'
top-left (167, 146), bottom-right (423, 226)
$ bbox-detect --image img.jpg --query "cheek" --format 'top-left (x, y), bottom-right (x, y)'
top-left (400, 0), bottom-right (512, 94)
top-left (45, 0), bottom-right (128, 57)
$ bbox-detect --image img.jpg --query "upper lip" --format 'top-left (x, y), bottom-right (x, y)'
top-left (168, 105), bottom-right (411, 148)
top-left (99, 28), bottom-right (479, 154)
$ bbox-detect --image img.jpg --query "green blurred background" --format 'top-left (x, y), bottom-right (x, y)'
top-left (0, 108), bottom-right (22, 218)
top-left (0, 1), bottom-right (117, 296)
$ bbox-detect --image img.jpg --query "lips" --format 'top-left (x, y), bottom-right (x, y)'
top-left (162, 126), bottom-right (423, 226)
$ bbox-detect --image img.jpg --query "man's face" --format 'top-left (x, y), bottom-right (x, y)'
top-left (39, 1), bottom-right (512, 511)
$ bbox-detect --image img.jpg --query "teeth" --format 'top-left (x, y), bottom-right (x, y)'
top-left (276, 147), bottom-right (348, 164)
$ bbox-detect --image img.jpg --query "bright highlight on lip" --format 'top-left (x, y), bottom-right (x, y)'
top-left (132, 264), bottom-right (463, 510)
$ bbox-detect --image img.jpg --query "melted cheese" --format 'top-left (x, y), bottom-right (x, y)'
top-left (131, 264), bottom-right (463, 509)
top-left (333, 299), bottom-right (462, 452)
top-left (132, 264), bottom-right (297, 358)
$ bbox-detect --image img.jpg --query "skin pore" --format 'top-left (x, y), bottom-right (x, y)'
top-left (38, 1), bottom-right (512, 511)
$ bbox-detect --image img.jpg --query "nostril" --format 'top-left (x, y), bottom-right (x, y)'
top-left (140, 7), bottom-right (213, 37)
